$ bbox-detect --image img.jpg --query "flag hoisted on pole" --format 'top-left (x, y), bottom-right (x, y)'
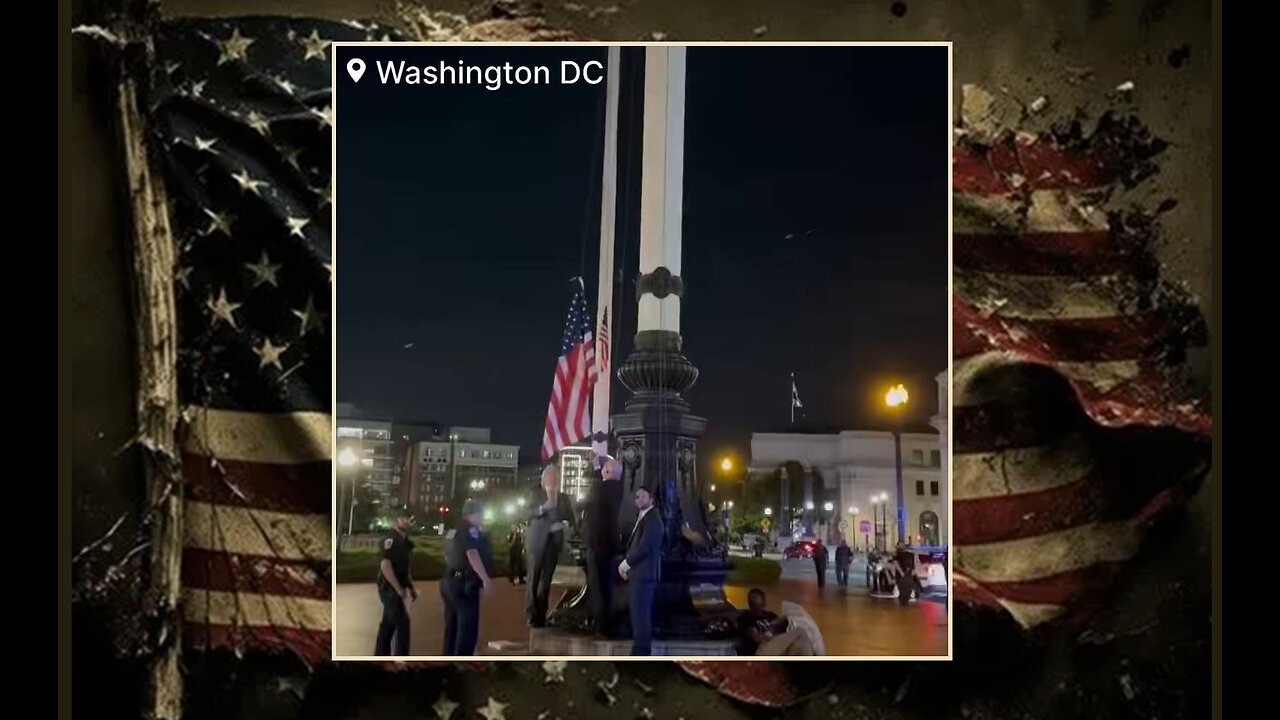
top-left (591, 45), bottom-right (621, 466)
top-left (791, 372), bottom-right (804, 424)
top-left (541, 280), bottom-right (599, 461)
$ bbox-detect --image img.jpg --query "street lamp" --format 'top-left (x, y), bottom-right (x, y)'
top-left (885, 384), bottom-right (909, 545)
top-left (710, 483), bottom-right (716, 493)
top-left (764, 507), bottom-right (773, 516)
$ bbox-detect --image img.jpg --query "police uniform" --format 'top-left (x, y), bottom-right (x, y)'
top-left (373, 531), bottom-right (415, 656)
top-left (440, 522), bottom-right (493, 655)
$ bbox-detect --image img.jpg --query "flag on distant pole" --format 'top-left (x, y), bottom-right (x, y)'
top-left (541, 281), bottom-right (598, 461)
top-left (791, 372), bottom-right (804, 424)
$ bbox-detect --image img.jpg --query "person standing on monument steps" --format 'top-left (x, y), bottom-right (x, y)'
top-left (526, 465), bottom-right (576, 627)
top-left (619, 485), bottom-right (663, 656)
top-left (584, 456), bottom-right (624, 638)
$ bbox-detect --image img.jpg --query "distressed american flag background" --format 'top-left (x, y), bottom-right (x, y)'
top-left (72, 5), bottom-right (1214, 718)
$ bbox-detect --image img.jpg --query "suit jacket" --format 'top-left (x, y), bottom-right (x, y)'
top-left (624, 507), bottom-right (664, 584)
top-left (526, 491), bottom-right (576, 556)
top-left (584, 480), bottom-right (624, 556)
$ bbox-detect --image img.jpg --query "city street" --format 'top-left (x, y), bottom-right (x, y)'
top-left (334, 567), bottom-right (947, 658)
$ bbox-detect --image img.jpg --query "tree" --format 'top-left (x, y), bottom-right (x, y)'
top-left (348, 480), bottom-right (381, 534)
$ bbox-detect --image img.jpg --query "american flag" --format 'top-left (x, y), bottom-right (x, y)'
top-left (540, 285), bottom-right (598, 461)
top-left (596, 306), bottom-right (611, 381)
top-left (145, 16), bottom-right (401, 666)
top-left (948, 102), bottom-right (1212, 628)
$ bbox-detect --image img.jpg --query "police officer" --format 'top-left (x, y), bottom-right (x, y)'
top-left (440, 499), bottom-right (495, 656)
top-left (374, 509), bottom-right (416, 656)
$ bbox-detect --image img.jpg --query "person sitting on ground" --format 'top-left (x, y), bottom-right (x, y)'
top-left (736, 588), bottom-right (816, 656)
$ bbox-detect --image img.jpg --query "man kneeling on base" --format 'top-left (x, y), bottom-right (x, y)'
top-left (736, 588), bottom-right (816, 656)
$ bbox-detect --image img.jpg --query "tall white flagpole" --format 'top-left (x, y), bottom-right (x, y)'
top-left (591, 46), bottom-right (621, 465)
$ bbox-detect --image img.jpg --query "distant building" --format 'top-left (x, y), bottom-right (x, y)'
top-left (391, 421), bottom-right (446, 510)
top-left (748, 372), bottom-right (949, 549)
top-left (335, 418), bottom-right (396, 508)
top-left (406, 427), bottom-right (519, 515)
top-left (555, 444), bottom-right (596, 503)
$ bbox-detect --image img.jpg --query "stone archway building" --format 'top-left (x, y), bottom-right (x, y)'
top-left (749, 372), bottom-right (949, 549)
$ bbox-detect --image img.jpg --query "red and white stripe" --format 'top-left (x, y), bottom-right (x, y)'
top-left (180, 406), bottom-right (332, 665)
top-left (951, 130), bottom-right (1211, 628)
top-left (540, 332), bottom-right (597, 461)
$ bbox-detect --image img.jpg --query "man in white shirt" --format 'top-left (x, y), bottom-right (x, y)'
top-left (619, 486), bottom-right (663, 655)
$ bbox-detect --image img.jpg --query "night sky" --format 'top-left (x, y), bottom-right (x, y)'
top-left (336, 45), bottom-right (949, 472)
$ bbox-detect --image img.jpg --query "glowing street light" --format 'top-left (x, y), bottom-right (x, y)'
top-left (805, 500), bottom-right (814, 510)
top-left (849, 506), bottom-right (859, 515)
top-left (710, 483), bottom-right (716, 493)
top-left (726, 501), bottom-right (735, 510)
top-left (885, 384), bottom-right (909, 407)
top-left (885, 384), bottom-right (909, 545)
top-left (504, 503), bottom-right (515, 516)
top-left (338, 448), bottom-right (357, 466)
top-left (823, 501), bottom-right (834, 512)
top-left (719, 457), bottom-right (734, 472)
top-left (764, 507), bottom-right (773, 516)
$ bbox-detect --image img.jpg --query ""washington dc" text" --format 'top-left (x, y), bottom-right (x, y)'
top-left (375, 60), bottom-right (605, 91)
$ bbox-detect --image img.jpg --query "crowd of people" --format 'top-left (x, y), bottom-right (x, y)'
top-left (372, 458), bottom-right (667, 657)
top-left (371, 459), bottom-right (930, 657)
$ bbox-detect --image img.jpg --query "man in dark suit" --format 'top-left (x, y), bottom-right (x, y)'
top-left (583, 456), bottom-right (624, 638)
top-left (619, 485), bottom-right (663, 656)
top-left (525, 465), bottom-right (577, 627)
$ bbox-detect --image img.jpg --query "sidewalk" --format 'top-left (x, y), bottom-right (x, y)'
top-left (334, 575), bottom-right (947, 657)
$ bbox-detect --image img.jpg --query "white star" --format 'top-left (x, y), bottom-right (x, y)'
top-left (323, 263), bottom-right (333, 283)
top-left (432, 695), bottom-right (460, 720)
top-left (282, 146), bottom-right (303, 171)
top-left (190, 80), bottom-right (206, 98)
top-left (193, 136), bottom-right (218, 153)
top-left (206, 288), bottom-right (242, 330)
top-left (246, 111), bottom-right (271, 137)
top-left (245, 251), bottom-right (282, 288)
top-left (203, 208), bottom-right (235, 236)
top-left (291, 295), bottom-right (325, 337)
top-left (175, 265), bottom-right (193, 289)
top-left (300, 29), bottom-right (330, 62)
top-left (274, 76), bottom-right (298, 96)
top-left (310, 105), bottom-right (333, 128)
top-left (215, 27), bottom-right (255, 65)
top-left (318, 177), bottom-right (332, 208)
top-left (477, 698), bottom-right (508, 720)
top-left (231, 169), bottom-right (269, 196)
top-left (253, 338), bottom-right (289, 371)
top-left (541, 660), bottom-right (567, 684)
top-left (285, 216), bottom-right (310, 238)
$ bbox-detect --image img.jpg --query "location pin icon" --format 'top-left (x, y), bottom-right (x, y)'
top-left (347, 58), bottom-right (366, 83)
